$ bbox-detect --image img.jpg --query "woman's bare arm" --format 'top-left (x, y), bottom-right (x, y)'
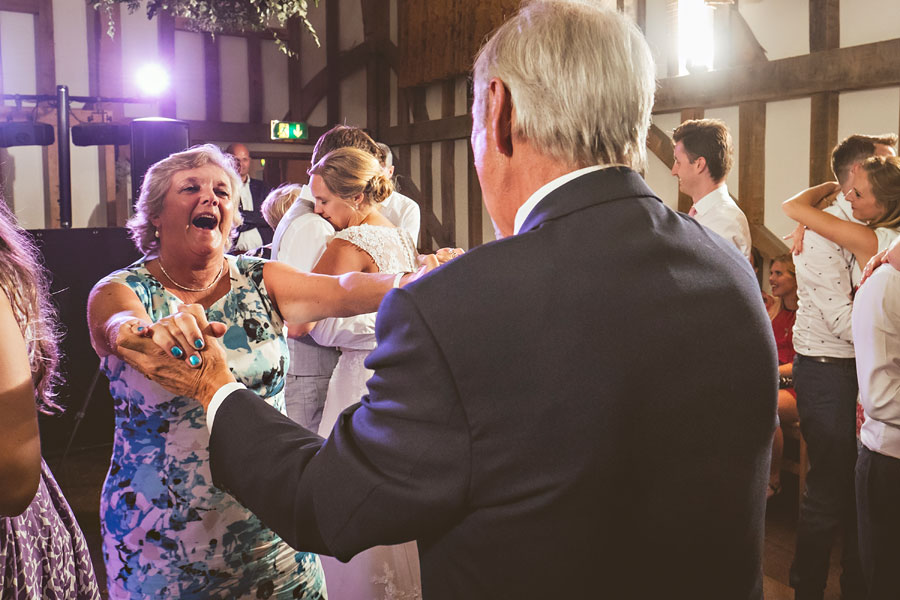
top-left (263, 258), bottom-right (434, 326)
top-left (783, 182), bottom-right (878, 266)
top-left (87, 280), bottom-right (153, 358)
top-left (0, 292), bottom-right (41, 517)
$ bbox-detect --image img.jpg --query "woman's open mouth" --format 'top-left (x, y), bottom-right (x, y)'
top-left (192, 213), bottom-right (219, 230)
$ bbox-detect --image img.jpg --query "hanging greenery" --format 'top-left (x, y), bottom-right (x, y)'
top-left (91, 0), bottom-right (319, 52)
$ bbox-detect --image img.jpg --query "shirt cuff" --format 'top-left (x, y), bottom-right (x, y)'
top-left (393, 272), bottom-right (405, 288)
top-left (206, 381), bottom-right (247, 433)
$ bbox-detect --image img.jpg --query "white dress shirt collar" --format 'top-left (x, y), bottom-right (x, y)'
top-left (692, 184), bottom-right (730, 217)
top-left (513, 165), bottom-right (614, 235)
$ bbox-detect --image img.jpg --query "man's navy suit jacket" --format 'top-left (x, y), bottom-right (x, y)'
top-left (239, 177), bottom-right (273, 245)
top-left (210, 167), bottom-right (777, 599)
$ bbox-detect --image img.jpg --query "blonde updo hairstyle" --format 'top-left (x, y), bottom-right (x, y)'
top-left (862, 155), bottom-right (900, 229)
top-left (127, 144), bottom-right (244, 255)
top-left (307, 147), bottom-right (394, 209)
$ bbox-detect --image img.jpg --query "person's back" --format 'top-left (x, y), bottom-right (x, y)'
top-left (366, 169), bottom-right (775, 598)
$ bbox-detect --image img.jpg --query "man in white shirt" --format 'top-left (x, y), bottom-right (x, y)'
top-left (226, 142), bottom-right (273, 252)
top-left (376, 142), bottom-right (421, 244)
top-left (787, 133), bottom-right (896, 600)
top-left (852, 232), bottom-right (900, 597)
top-left (671, 119), bottom-right (752, 260)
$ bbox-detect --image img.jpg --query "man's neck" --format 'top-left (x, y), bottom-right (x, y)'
top-left (242, 175), bottom-right (249, 184)
top-left (496, 144), bottom-right (582, 237)
top-left (691, 179), bottom-right (725, 204)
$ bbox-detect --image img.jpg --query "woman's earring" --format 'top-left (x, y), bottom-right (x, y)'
top-left (155, 229), bottom-right (160, 239)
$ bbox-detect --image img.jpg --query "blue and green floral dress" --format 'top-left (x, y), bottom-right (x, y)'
top-left (98, 255), bottom-right (326, 599)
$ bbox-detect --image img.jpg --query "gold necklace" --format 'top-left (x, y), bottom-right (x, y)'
top-left (157, 257), bottom-right (225, 293)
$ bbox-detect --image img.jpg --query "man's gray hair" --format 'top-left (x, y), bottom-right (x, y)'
top-left (472, 0), bottom-right (655, 171)
top-left (127, 144), bottom-right (243, 255)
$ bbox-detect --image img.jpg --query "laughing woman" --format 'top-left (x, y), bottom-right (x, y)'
top-left (87, 144), bottom-right (422, 599)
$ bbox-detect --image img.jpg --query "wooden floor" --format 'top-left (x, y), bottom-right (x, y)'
top-left (50, 446), bottom-right (845, 599)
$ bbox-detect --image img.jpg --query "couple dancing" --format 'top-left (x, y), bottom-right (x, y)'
top-left (87, 142), bottom-right (434, 598)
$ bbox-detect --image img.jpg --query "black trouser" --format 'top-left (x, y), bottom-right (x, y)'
top-left (790, 355), bottom-right (865, 600)
top-left (856, 446), bottom-right (900, 599)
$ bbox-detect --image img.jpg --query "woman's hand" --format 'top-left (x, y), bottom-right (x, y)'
top-left (435, 247), bottom-right (465, 265)
top-left (125, 305), bottom-right (225, 368)
top-left (783, 224), bottom-right (807, 255)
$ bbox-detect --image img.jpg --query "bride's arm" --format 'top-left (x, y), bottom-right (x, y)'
top-left (782, 182), bottom-right (878, 266)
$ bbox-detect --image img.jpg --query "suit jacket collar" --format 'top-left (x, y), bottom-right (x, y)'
top-left (518, 167), bottom-right (659, 234)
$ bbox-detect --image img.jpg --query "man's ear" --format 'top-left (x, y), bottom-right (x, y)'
top-left (487, 78), bottom-right (514, 158)
top-left (694, 155), bottom-right (708, 175)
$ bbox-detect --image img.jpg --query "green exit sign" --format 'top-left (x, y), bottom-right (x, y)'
top-left (270, 120), bottom-right (308, 141)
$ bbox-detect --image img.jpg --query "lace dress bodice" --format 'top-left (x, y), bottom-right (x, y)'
top-left (333, 224), bottom-right (418, 274)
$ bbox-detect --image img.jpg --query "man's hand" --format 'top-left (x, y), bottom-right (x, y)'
top-left (398, 254), bottom-right (440, 287)
top-left (116, 319), bottom-right (233, 411)
top-left (860, 234), bottom-right (900, 287)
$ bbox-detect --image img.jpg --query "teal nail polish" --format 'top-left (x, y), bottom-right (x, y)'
top-left (194, 339), bottom-right (204, 349)
top-left (189, 355), bottom-right (200, 366)
top-left (137, 326), bottom-right (144, 332)
top-left (171, 346), bottom-right (183, 358)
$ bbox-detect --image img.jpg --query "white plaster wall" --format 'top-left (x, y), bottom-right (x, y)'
top-left (841, 0), bottom-right (900, 48)
top-left (120, 7), bottom-right (159, 118)
top-left (0, 12), bottom-right (45, 228)
top-left (764, 97), bottom-right (811, 239)
top-left (425, 82), bottom-right (442, 121)
top-left (705, 105), bottom-right (740, 197)
top-left (389, 70), bottom-right (398, 127)
top-left (307, 96), bottom-right (327, 127)
top-left (454, 138), bottom-right (469, 248)
top-left (644, 0), bottom-right (672, 80)
top-left (71, 145), bottom-right (102, 227)
top-left (261, 40), bottom-right (290, 121)
top-left (647, 112), bottom-right (681, 210)
top-left (738, 0), bottom-right (808, 60)
top-left (53, 0), bottom-right (90, 96)
top-left (838, 88), bottom-right (900, 142)
top-left (219, 36), bottom-right (249, 122)
top-left (339, 68), bottom-right (368, 127)
top-left (173, 31), bottom-right (205, 121)
top-left (455, 76), bottom-right (467, 117)
top-left (339, 0), bottom-right (364, 51)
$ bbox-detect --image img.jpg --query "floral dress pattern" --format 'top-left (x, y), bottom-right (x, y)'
top-left (0, 460), bottom-right (101, 599)
top-left (98, 255), bottom-right (326, 599)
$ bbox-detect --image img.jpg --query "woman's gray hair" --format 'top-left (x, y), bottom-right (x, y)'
top-left (472, 0), bottom-right (656, 171)
top-left (126, 143), bottom-right (244, 255)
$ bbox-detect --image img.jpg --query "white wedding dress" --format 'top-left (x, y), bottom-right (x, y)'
top-left (315, 223), bottom-right (422, 600)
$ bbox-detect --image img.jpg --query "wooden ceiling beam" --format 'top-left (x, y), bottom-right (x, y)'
top-left (654, 38), bottom-right (900, 113)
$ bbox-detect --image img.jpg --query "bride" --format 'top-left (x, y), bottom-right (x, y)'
top-left (306, 146), bottom-right (422, 600)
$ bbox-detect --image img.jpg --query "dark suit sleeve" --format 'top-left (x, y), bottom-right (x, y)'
top-left (210, 288), bottom-right (471, 559)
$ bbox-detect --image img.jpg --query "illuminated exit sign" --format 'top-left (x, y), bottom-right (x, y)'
top-left (270, 120), bottom-right (308, 141)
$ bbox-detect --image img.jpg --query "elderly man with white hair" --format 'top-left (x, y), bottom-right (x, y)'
top-left (119, 1), bottom-right (776, 598)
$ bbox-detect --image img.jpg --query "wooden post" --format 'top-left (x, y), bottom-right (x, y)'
top-left (738, 101), bottom-right (766, 226)
top-left (157, 13), bottom-right (176, 118)
top-left (247, 37), bottom-right (263, 124)
top-left (440, 79), bottom-right (456, 247)
top-left (204, 34), bottom-right (221, 122)
top-left (326, 0), bottom-right (340, 124)
top-left (809, 0), bottom-right (840, 186)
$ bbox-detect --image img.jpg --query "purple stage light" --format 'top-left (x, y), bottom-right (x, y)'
top-left (135, 64), bottom-right (170, 97)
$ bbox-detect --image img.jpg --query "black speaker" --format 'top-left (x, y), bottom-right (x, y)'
top-left (72, 123), bottom-right (131, 146)
top-left (131, 117), bottom-right (189, 206)
top-left (30, 227), bottom-right (142, 454)
top-left (0, 121), bottom-right (54, 147)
